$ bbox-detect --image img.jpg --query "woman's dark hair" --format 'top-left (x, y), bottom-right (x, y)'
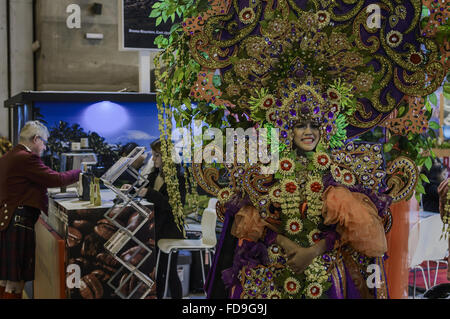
top-left (150, 138), bottom-right (161, 153)
top-left (422, 157), bottom-right (447, 184)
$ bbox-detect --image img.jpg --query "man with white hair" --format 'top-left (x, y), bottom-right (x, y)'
top-left (0, 121), bottom-right (81, 299)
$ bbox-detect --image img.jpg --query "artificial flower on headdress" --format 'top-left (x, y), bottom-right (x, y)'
top-left (268, 244), bottom-right (283, 263)
top-left (267, 290), bottom-right (282, 299)
top-left (306, 282), bottom-right (323, 299)
top-left (340, 169), bottom-right (356, 187)
top-left (313, 152), bottom-right (331, 170)
top-left (281, 179), bottom-right (300, 197)
top-left (305, 177), bottom-right (324, 198)
top-left (239, 7), bottom-right (256, 25)
top-left (331, 164), bottom-right (342, 183)
top-left (278, 157), bottom-right (296, 175)
top-left (284, 277), bottom-right (300, 295)
top-left (386, 30), bottom-right (403, 48)
top-left (315, 10), bottom-right (330, 29)
top-left (269, 185), bottom-right (283, 202)
top-left (217, 187), bottom-right (235, 203)
top-left (308, 229), bottom-right (322, 246)
top-left (285, 217), bottom-right (303, 235)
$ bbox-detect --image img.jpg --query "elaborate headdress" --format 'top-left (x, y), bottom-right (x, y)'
top-left (154, 0), bottom-right (447, 225)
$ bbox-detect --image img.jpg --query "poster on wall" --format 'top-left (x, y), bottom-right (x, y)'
top-left (119, 0), bottom-right (174, 51)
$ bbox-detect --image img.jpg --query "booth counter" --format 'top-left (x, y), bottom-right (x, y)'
top-left (36, 188), bottom-right (156, 299)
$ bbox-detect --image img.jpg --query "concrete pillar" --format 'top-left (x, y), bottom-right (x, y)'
top-left (0, 0), bottom-right (34, 139)
top-left (0, 0), bottom-right (8, 138)
top-left (9, 0), bottom-right (34, 96)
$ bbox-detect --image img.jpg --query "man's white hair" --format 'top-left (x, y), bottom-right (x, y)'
top-left (19, 121), bottom-right (49, 143)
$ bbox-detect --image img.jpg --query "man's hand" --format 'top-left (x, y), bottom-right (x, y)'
top-left (120, 184), bottom-right (132, 191)
top-left (138, 187), bottom-right (148, 197)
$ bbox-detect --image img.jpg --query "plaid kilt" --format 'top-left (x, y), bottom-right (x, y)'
top-left (0, 206), bottom-right (40, 281)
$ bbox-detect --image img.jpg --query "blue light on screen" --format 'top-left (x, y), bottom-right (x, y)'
top-left (36, 101), bottom-right (160, 147)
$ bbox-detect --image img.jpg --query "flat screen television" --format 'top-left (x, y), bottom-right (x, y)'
top-left (36, 100), bottom-right (160, 148)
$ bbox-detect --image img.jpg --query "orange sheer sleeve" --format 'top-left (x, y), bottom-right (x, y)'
top-left (231, 205), bottom-right (269, 242)
top-left (322, 186), bottom-right (387, 257)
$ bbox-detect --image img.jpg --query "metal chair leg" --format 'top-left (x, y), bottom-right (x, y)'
top-left (163, 251), bottom-right (172, 299)
top-left (208, 249), bottom-right (213, 266)
top-left (418, 266), bottom-right (429, 291)
top-left (199, 250), bottom-right (206, 291)
top-left (155, 249), bottom-right (161, 282)
top-left (427, 261), bottom-right (431, 288)
top-left (433, 260), bottom-right (440, 287)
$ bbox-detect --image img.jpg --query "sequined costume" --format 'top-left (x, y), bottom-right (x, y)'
top-left (204, 161), bottom-right (394, 299)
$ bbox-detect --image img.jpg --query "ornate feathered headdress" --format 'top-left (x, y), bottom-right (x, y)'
top-left (155, 0), bottom-right (446, 221)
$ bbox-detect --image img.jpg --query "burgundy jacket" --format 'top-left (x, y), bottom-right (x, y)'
top-left (0, 144), bottom-right (81, 231)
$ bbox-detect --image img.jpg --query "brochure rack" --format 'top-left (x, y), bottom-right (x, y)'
top-left (101, 147), bottom-right (155, 299)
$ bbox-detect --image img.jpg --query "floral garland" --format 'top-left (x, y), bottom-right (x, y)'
top-left (154, 55), bottom-right (186, 236)
top-left (272, 146), bottom-right (335, 299)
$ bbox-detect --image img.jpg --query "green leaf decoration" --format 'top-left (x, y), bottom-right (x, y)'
top-left (428, 93), bottom-right (438, 106)
top-left (149, 10), bottom-right (161, 18)
top-left (420, 173), bottom-right (430, 184)
top-left (425, 157), bottom-right (432, 170)
top-left (384, 143), bottom-right (393, 153)
top-left (416, 182), bottom-right (425, 194)
top-left (429, 121), bottom-right (440, 130)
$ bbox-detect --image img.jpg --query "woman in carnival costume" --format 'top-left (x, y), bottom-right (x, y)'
top-left (203, 77), bottom-right (394, 299)
top-left (152, 0), bottom-right (446, 299)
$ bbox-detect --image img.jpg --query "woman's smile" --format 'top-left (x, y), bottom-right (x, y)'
top-left (293, 121), bottom-right (320, 151)
top-left (301, 136), bottom-right (315, 145)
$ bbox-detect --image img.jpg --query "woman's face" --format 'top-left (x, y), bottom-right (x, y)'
top-left (293, 121), bottom-right (320, 152)
top-left (152, 151), bottom-right (162, 169)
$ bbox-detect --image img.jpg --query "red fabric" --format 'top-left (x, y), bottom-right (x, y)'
top-left (2, 292), bottom-right (22, 299)
top-left (408, 261), bottom-right (450, 289)
top-left (0, 285), bottom-right (5, 299)
top-left (0, 144), bottom-right (80, 231)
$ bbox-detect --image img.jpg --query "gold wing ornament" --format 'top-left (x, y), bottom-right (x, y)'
top-left (385, 156), bottom-right (419, 203)
top-left (192, 142), bottom-right (275, 222)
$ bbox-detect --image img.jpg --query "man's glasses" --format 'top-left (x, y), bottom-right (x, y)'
top-left (36, 136), bottom-right (48, 146)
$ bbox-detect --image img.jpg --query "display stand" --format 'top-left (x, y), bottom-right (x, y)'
top-left (101, 147), bottom-right (156, 299)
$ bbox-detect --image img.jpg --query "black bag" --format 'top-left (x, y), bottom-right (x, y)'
top-left (423, 283), bottom-right (450, 299)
